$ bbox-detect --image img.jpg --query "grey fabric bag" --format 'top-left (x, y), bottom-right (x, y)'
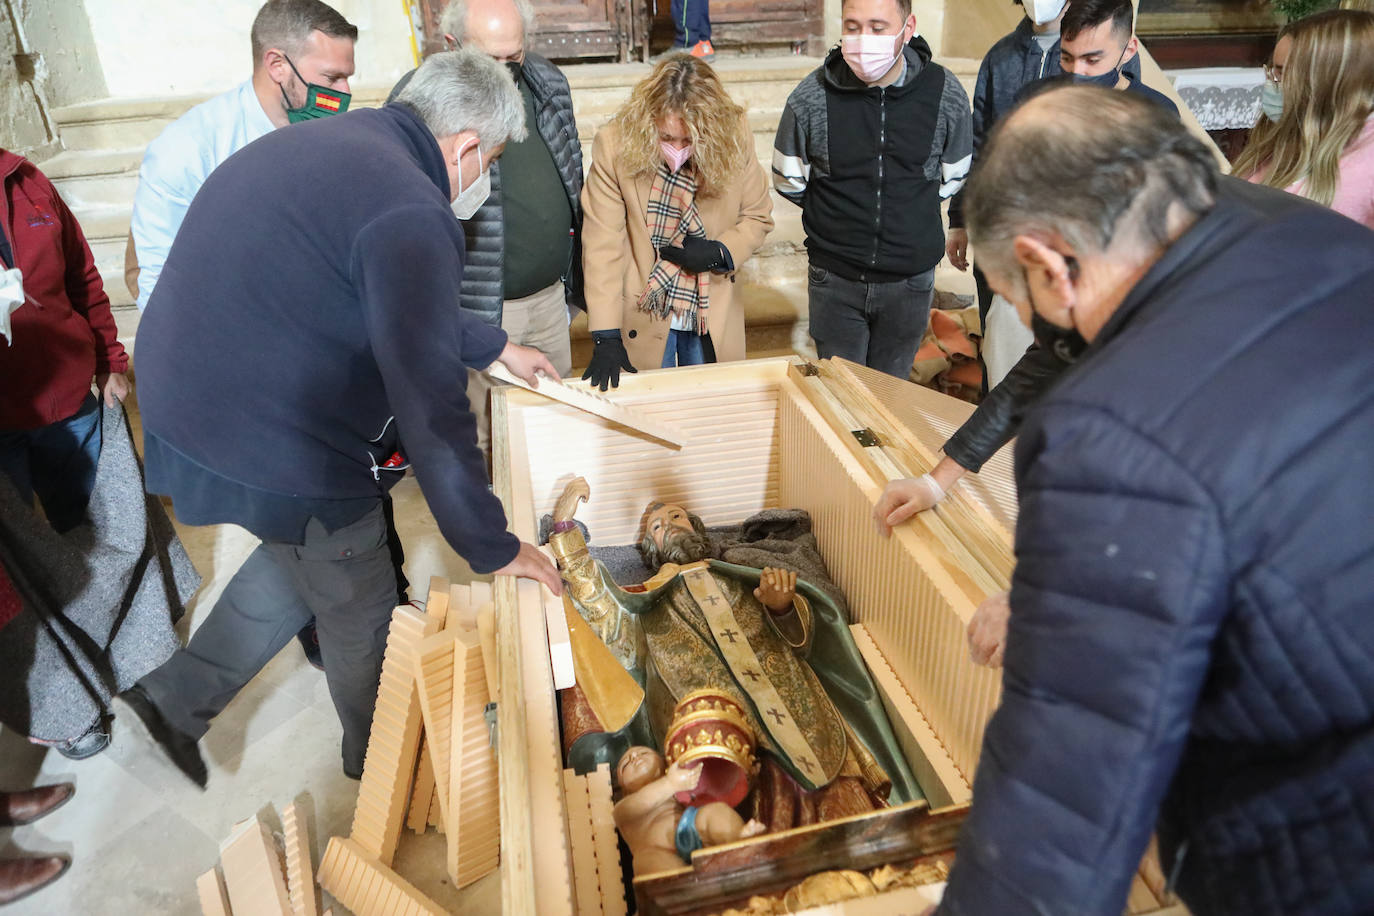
top-left (0, 404), bottom-right (199, 742)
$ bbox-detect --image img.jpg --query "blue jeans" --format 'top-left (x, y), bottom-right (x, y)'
top-left (662, 328), bottom-right (708, 368)
top-left (807, 265), bottom-right (936, 379)
top-left (0, 393), bottom-right (102, 533)
top-left (671, 0), bottom-right (711, 46)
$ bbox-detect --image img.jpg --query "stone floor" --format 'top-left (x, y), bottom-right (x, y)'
top-left (0, 394), bottom-right (500, 914)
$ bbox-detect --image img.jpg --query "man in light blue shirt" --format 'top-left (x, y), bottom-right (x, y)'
top-left (130, 0), bottom-right (357, 310)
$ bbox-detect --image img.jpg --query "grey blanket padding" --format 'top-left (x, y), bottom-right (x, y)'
top-left (0, 404), bottom-right (200, 741)
top-left (547, 508), bottom-right (850, 621)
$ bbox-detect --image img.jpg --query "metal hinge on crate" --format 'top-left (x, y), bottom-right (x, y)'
top-left (852, 428), bottom-right (881, 448)
top-left (484, 702), bottom-right (498, 749)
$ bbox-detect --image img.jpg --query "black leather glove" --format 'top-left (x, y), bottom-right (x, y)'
top-left (658, 236), bottom-right (728, 274)
top-left (581, 330), bottom-right (637, 391)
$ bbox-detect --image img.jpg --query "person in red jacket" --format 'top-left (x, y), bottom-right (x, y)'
top-left (0, 150), bottom-right (129, 534)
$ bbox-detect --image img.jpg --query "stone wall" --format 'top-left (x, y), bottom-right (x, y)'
top-left (0, 0), bottom-right (58, 159)
top-left (17, 0), bottom-right (105, 109)
top-left (16, 0), bottom-right (418, 103)
top-left (941, 0), bottom-right (1019, 60)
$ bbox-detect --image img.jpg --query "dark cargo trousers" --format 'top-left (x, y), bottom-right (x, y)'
top-left (139, 502), bottom-right (397, 776)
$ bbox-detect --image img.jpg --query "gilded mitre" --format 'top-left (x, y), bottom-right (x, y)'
top-left (664, 689), bottom-right (758, 807)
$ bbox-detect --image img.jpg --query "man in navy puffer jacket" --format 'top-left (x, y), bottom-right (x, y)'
top-left (936, 85), bottom-right (1374, 916)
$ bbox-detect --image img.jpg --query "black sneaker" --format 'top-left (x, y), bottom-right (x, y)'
top-left (296, 620), bottom-right (325, 671)
top-left (118, 685), bottom-right (208, 789)
top-left (54, 722), bottom-right (109, 760)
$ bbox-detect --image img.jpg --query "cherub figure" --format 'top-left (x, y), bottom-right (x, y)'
top-left (612, 746), bottom-right (766, 876)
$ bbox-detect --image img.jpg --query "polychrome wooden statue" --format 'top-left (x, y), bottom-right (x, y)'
top-left (550, 477), bottom-right (922, 834)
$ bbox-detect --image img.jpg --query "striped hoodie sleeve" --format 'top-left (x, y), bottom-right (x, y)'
top-left (772, 100), bottom-right (811, 206)
top-left (937, 71), bottom-right (974, 201)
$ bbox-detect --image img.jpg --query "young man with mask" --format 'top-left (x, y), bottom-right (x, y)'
top-left (945, 0), bottom-right (1144, 366)
top-left (1055, 0), bottom-right (1177, 113)
top-left (120, 50), bottom-right (564, 788)
top-left (772, 0), bottom-right (972, 380)
top-left (875, 0), bottom-right (1180, 526)
top-left (389, 0), bottom-right (583, 459)
top-left (929, 85), bottom-right (1374, 916)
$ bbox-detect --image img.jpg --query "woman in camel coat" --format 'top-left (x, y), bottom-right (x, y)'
top-left (580, 55), bottom-right (774, 388)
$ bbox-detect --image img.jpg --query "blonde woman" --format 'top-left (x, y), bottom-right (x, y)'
top-left (1236, 9), bottom-right (1374, 228)
top-left (580, 55), bottom-right (773, 389)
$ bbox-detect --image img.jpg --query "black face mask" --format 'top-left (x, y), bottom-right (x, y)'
top-left (1025, 257), bottom-right (1090, 363)
top-left (1071, 47), bottom-right (1129, 90)
top-left (505, 60), bottom-right (523, 82)
top-left (1030, 310), bottom-right (1091, 363)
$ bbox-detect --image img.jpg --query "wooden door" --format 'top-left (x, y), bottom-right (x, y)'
top-left (648, 0), bottom-right (827, 56)
top-left (528, 0), bottom-right (634, 61)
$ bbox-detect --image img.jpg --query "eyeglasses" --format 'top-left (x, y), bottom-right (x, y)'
top-left (1264, 62), bottom-right (1285, 85)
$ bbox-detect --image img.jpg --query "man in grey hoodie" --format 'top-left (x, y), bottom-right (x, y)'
top-left (772, 0), bottom-right (972, 379)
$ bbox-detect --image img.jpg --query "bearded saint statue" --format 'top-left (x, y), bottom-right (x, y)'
top-left (549, 478), bottom-right (922, 829)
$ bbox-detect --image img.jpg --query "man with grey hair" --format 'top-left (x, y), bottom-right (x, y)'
top-left (931, 86), bottom-right (1374, 915)
top-left (119, 50), bottom-right (563, 787)
top-left (438, 0), bottom-right (534, 59)
top-left (390, 0), bottom-right (583, 460)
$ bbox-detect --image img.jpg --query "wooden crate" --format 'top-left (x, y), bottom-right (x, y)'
top-left (490, 357), bottom-right (1182, 915)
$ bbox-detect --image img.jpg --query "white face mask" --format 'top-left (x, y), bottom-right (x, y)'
top-left (1024, 0), bottom-right (1067, 26)
top-left (1, 268), bottom-right (24, 347)
top-left (841, 32), bottom-right (904, 84)
top-left (451, 141), bottom-right (492, 220)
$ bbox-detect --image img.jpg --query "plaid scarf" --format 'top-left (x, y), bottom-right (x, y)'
top-left (637, 161), bottom-right (710, 334)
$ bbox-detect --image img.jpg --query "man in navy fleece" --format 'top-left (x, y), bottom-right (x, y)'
top-left (120, 50), bottom-right (562, 786)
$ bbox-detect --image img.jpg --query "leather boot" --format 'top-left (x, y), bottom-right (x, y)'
top-left (0, 784), bottom-right (74, 827)
top-left (0, 856), bottom-right (69, 905)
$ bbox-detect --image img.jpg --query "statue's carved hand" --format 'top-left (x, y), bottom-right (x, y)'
top-left (666, 762), bottom-right (702, 792)
top-left (753, 567), bottom-right (798, 615)
top-left (740, 818), bottom-right (766, 839)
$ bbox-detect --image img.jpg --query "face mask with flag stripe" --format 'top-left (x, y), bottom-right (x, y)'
top-left (282, 55), bottom-right (351, 124)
